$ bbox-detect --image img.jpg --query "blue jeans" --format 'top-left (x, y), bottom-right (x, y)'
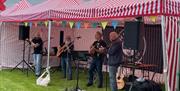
top-left (33, 54), bottom-right (42, 76)
top-left (88, 58), bottom-right (103, 86)
top-left (109, 66), bottom-right (118, 91)
top-left (61, 57), bottom-right (72, 79)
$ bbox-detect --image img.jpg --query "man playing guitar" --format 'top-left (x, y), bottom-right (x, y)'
top-left (108, 32), bottom-right (122, 91)
top-left (57, 36), bottom-right (74, 80)
top-left (31, 32), bottom-right (43, 77)
top-left (87, 31), bottom-right (107, 88)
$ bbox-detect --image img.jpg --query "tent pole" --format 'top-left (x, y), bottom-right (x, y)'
top-left (0, 22), bottom-right (2, 71)
top-left (47, 20), bottom-right (52, 68)
top-left (177, 20), bottom-right (180, 91)
top-left (161, 15), bottom-right (169, 91)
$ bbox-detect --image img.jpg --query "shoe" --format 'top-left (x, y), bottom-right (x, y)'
top-left (86, 83), bottom-right (93, 87)
top-left (63, 76), bottom-right (66, 79)
top-left (67, 78), bottom-right (72, 80)
top-left (36, 75), bottom-right (40, 78)
top-left (97, 85), bottom-right (103, 88)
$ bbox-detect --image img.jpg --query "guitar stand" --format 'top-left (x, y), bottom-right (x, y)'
top-left (11, 40), bottom-right (34, 76)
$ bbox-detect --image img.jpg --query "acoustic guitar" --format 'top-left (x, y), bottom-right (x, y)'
top-left (117, 74), bottom-right (125, 89)
top-left (116, 67), bottom-right (125, 90)
top-left (89, 44), bottom-right (106, 56)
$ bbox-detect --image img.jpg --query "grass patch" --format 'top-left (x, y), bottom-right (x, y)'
top-left (0, 69), bottom-right (112, 91)
top-left (0, 68), bottom-right (165, 91)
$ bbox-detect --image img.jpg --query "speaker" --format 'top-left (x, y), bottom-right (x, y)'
top-left (19, 25), bottom-right (30, 40)
top-left (124, 21), bottom-right (144, 50)
top-left (60, 31), bottom-right (64, 45)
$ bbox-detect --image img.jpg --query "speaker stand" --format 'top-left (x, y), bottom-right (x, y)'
top-left (11, 40), bottom-right (34, 76)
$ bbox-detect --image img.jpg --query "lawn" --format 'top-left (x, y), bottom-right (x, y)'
top-left (0, 68), bottom-right (112, 91)
top-left (0, 68), bottom-right (165, 91)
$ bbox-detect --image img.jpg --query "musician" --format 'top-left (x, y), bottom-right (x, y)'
top-left (59, 36), bottom-right (74, 80)
top-left (31, 32), bottom-right (43, 77)
top-left (87, 31), bottom-right (107, 88)
top-left (108, 32), bottom-right (122, 91)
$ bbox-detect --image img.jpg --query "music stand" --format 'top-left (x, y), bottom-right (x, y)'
top-left (11, 40), bottom-right (34, 76)
top-left (67, 51), bottom-right (86, 91)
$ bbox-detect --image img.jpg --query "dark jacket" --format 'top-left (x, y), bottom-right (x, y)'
top-left (108, 39), bottom-right (122, 67)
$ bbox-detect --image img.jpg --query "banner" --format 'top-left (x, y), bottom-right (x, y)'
top-left (24, 22), bottom-right (28, 27)
top-left (62, 21), bottom-right (66, 28)
top-left (111, 21), bottom-right (118, 29)
top-left (101, 21), bottom-right (108, 29)
top-left (76, 22), bottom-right (81, 29)
top-left (84, 22), bottom-right (89, 29)
top-left (69, 21), bottom-right (74, 29)
top-left (34, 22), bottom-right (38, 27)
top-left (44, 21), bottom-right (48, 27)
top-left (29, 22), bottom-right (33, 28)
top-left (92, 22), bottom-right (98, 28)
top-left (150, 16), bottom-right (157, 23)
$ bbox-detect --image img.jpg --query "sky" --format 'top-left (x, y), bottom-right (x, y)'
top-left (5, 0), bottom-right (46, 7)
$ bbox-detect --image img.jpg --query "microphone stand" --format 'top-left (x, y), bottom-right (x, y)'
top-left (105, 58), bottom-right (108, 91)
top-left (64, 37), bottom-right (84, 91)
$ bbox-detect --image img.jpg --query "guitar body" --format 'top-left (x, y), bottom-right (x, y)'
top-left (89, 47), bottom-right (96, 55)
top-left (116, 66), bottom-right (125, 90)
top-left (117, 75), bottom-right (125, 90)
top-left (56, 41), bottom-right (74, 57)
top-left (56, 47), bottom-right (64, 57)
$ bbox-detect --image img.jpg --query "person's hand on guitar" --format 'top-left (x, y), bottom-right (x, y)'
top-left (89, 46), bottom-right (106, 55)
top-left (98, 47), bottom-right (105, 53)
top-left (89, 46), bottom-right (96, 55)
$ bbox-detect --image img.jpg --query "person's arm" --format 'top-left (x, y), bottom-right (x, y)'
top-left (39, 39), bottom-right (43, 46)
top-left (68, 43), bottom-right (74, 53)
top-left (108, 42), bottom-right (121, 55)
top-left (31, 39), bottom-right (37, 48)
top-left (89, 42), bottom-right (96, 54)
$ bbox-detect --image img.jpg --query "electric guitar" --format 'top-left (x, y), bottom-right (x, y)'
top-left (116, 67), bottom-right (125, 90)
top-left (56, 36), bottom-right (81, 57)
top-left (56, 42), bottom-right (74, 57)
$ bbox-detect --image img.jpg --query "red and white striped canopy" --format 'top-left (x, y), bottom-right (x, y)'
top-left (0, 0), bottom-right (31, 21)
top-left (0, 0), bottom-right (31, 16)
top-left (0, 0), bottom-right (179, 22)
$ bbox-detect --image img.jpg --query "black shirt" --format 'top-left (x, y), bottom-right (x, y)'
top-left (32, 37), bottom-right (43, 54)
top-left (92, 40), bottom-right (107, 59)
top-left (60, 42), bottom-right (74, 58)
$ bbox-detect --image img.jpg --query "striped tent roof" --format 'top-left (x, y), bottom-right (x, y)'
top-left (0, 0), bottom-right (31, 21)
top-left (0, 0), bottom-right (179, 21)
top-left (0, 0), bottom-right (31, 16)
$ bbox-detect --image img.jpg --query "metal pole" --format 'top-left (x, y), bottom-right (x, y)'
top-left (161, 15), bottom-right (169, 91)
top-left (0, 22), bottom-right (2, 71)
top-left (47, 20), bottom-right (52, 68)
top-left (177, 20), bottom-right (180, 91)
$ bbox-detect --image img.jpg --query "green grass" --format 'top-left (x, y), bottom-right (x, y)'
top-left (0, 68), bottom-right (112, 91)
top-left (0, 68), bottom-right (165, 91)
